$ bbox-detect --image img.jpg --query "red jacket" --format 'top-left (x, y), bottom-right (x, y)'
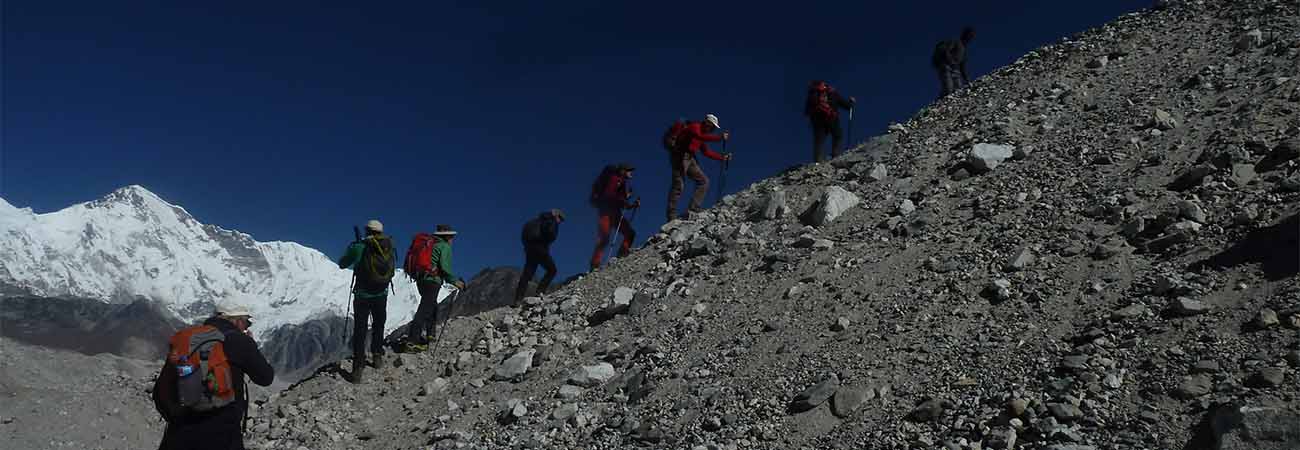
top-left (674, 122), bottom-right (725, 161)
top-left (596, 173), bottom-right (632, 210)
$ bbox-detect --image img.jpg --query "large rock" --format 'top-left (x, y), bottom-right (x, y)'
top-left (830, 387), bottom-right (874, 418)
top-left (1169, 164), bottom-right (1216, 191)
top-left (761, 190), bottom-right (788, 220)
top-left (1212, 405), bottom-right (1300, 450)
top-left (492, 349), bottom-right (536, 381)
top-left (967, 143), bottom-right (1015, 173)
top-left (789, 376), bottom-right (839, 413)
top-left (1171, 297), bottom-right (1211, 317)
top-left (807, 186), bottom-right (861, 227)
top-left (568, 362), bottom-right (617, 387)
top-left (1177, 374), bottom-right (1214, 398)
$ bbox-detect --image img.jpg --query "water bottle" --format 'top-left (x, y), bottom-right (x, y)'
top-left (177, 356), bottom-right (194, 377)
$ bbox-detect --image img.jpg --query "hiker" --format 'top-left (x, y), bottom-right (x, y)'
top-left (403, 224), bottom-right (464, 353)
top-left (337, 219), bottom-right (396, 383)
top-left (515, 209), bottom-right (564, 304)
top-left (591, 164), bottom-right (640, 270)
top-left (805, 80), bottom-right (856, 162)
top-left (666, 114), bottom-right (731, 222)
top-left (154, 298), bottom-right (275, 450)
top-left (933, 27), bottom-right (976, 98)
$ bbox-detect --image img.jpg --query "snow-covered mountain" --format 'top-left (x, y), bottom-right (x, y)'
top-left (0, 185), bottom-right (421, 341)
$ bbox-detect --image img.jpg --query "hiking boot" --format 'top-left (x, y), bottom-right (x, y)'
top-left (351, 357), bottom-right (365, 384)
top-left (401, 342), bottom-right (428, 353)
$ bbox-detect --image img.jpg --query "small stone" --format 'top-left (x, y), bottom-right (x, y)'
top-left (568, 362), bottom-right (617, 387)
top-left (967, 143), bottom-right (1016, 173)
top-left (986, 426), bottom-right (1017, 449)
top-left (1086, 55), bottom-right (1108, 69)
top-left (1111, 304), bottom-right (1148, 320)
top-left (1285, 350), bottom-right (1299, 367)
top-left (1191, 360), bottom-right (1221, 374)
top-left (493, 349), bottom-right (535, 381)
top-left (1254, 309), bottom-right (1280, 328)
top-left (906, 398), bottom-right (949, 422)
top-left (761, 190), bottom-right (788, 220)
top-left (1245, 368), bottom-right (1285, 388)
top-left (1151, 109), bottom-right (1178, 131)
top-left (867, 163), bottom-right (888, 182)
top-left (985, 279), bottom-right (1013, 301)
top-left (1060, 355), bottom-right (1090, 371)
top-left (1171, 297), bottom-right (1210, 317)
top-left (1004, 248), bottom-right (1036, 272)
top-left (897, 199), bottom-right (916, 216)
top-left (808, 186), bottom-right (861, 226)
top-left (419, 378), bottom-right (450, 396)
top-left (831, 387), bottom-right (873, 418)
top-left (1046, 403), bottom-right (1084, 422)
top-left (551, 403), bottom-right (578, 421)
top-left (1176, 374), bottom-right (1214, 398)
top-left (830, 317), bottom-right (851, 332)
top-left (1177, 200), bottom-right (1207, 223)
top-left (790, 376), bottom-right (840, 413)
top-left (1006, 398), bottom-right (1029, 417)
top-left (557, 385), bottom-right (584, 401)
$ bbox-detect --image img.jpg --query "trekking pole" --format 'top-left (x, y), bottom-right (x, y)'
top-left (430, 287), bottom-right (462, 358)
top-left (343, 226), bottom-right (361, 350)
top-left (715, 135), bottom-right (730, 205)
top-left (847, 107), bottom-right (854, 149)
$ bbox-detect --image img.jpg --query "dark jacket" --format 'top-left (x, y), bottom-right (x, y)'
top-left (521, 213), bottom-right (561, 247)
top-left (933, 39), bottom-right (969, 81)
top-left (155, 317), bottom-right (275, 450)
top-left (805, 84), bottom-right (854, 123)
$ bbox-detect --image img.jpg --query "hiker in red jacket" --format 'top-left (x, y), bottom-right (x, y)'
top-left (667, 114), bottom-right (731, 222)
top-left (806, 80), bottom-right (856, 162)
top-left (591, 163), bottom-right (639, 270)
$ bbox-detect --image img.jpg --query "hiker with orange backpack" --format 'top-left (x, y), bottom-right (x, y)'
top-left (664, 114), bottom-right (732, 222)
top-left (153, 297), bottom-right (274, 450)
top-left (336, 219), bottom-right (396, 383)
top-left (805, 80), bottom-right (856, 163)
top-left (590, 164), bottom-right (640, 270)
top-left (515, 209), bottom-right (565, 304)
top-left (402, 224), bottom-right (463, 353)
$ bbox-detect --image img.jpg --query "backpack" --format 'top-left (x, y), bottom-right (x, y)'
top-left (403, 233), bottom-right (439, 279)
top-left (159, 325), bottom-right (237, 416)
top-left (589, 165), bottom-right (620, 207)
top-left (806, 81), bottom-right (835, 120)
top-left (356, 235), bottom-right (395, 287)
top-left (932, 40), bottom-right (954, 68)
top-left (661, 119), bottom-right (688, 152)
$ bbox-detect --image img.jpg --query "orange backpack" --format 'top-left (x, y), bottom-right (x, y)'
top-left (163, 325), bottom-right (237, 414)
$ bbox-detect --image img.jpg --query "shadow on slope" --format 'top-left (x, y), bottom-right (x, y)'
top-left (1189, 213), bottom-right (1299, 281)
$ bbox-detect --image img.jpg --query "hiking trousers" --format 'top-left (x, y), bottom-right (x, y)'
top-left (516, 243), bottom-right (557, 302)
top-left (407, 280), bottom-right (440, 344)
top-left (666, 151), bottom-right (708, 222)
top-left (351, 295), bottom-right (387, 358)
top-left (591, 209), bottom-right (635, 269)
top-left (811, 117), bottom-right (844, 163)
top-left (937, 64), bottom-right (965, 98)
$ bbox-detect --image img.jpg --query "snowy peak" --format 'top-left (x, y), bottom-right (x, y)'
top-left (0, 185), bottom-right (422, 340)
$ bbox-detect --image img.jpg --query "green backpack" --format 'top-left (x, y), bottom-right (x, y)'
top-left (357, 235), bottom-right (395, 288)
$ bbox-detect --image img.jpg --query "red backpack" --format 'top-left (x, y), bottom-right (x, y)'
top-left (806, 81), bottom-right (836, 120)
top-left (403, 233), bottom-right (440, 279)
top-left (661, 119), bottom-right (689, 152)
top-left (589, 165), bottom-right (621, 207)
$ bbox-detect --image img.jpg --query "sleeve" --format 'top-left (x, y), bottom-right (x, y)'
top-left (437, 245), bottom-right (460, 284)
top-left (226, 333), bottom-right (275, 387)
top-left (700, 146), bottom-right (725, 161)
top-left (337, 242), bottom-right (363, 269)
top-left (832, 91), bottom-right (854, 110)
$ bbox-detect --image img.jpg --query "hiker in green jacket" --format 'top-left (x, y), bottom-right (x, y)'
top-left (337, 219), bottom-right (395, 384)
top-left (403, 224), bottom-right (464, 353)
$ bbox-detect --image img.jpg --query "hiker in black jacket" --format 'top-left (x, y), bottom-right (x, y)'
top-left (515, 209), bottom-right (564, 305)
top-left (154, 301), bottom-right (275, 450)
top-left (933, 27), bottom-right (976, 98)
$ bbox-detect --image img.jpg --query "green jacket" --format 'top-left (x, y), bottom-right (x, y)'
top-left (338, 240), bottom-right (388, 300)
top-left (420, 238), bottom-right (461, 285)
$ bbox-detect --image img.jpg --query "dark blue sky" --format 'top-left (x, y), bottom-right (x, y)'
top-left (2, 1), bottom-right (1144, 282)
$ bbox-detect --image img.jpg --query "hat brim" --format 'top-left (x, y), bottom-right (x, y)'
top-left (433, 231), bottom-right (458, 236)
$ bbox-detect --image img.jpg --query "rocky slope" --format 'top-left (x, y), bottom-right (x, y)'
top-left (242, 2), bottom-right (1300, 450)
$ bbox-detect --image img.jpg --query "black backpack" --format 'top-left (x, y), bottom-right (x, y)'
top-left (356, 235), bottom-right (395, 288)
top-left (932, 40), bottom-right (956, 68)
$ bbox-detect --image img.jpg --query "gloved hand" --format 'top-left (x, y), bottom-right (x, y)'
top-left (453, 280), bottom-right (466, 290)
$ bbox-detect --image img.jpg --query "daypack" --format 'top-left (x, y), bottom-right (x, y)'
top-left (806, 81), bottom-right (835, 120)
top-left (356, 235), bottom-right (395, 287)
top-left (403, 233), bottom-right (439, 279)
top-left (589, 165), bottom-right (620, 207)
top-left (522, 218), bottom-right (544, 243)
top-left (661, 119), bottom-right (688, 152)
top-left (160, 325), bottom-right (237, 415)
top-left (932, 40), bottom-right (955, 68)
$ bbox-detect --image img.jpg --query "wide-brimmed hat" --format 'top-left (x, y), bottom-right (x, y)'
top-left (215, 296), bottom-right (254, 318)
top-left (365, 219), bottom-right (383, 233)
top-left (433, 224), bottom-right (457, 236)
top-left (704, 113), bottom-right (721, 129)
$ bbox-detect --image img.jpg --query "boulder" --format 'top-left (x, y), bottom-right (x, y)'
top-left (492, 349), bottom-right (535, 381)
top-left (1168, 164), bottom-right (1216, 191)
top-left (568, 363), bottom-right (617, 387)
top-left (967, 143), bottom-right (1015, 173)
top-left (807, 186), bottom-right (861, 227)
top-left (789, 376), bottom-right (840, 413)
top-left (1212, 405), bottom-right (1300, 450)
top-left (761, 190), bottom-right (788, 220)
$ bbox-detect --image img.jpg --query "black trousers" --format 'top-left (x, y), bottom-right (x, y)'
top-left (515, 243), bottom-right (557, 302)
top-left (351, 295), bottom-right (387, 358)
top-left (407, 280), bottom-right (440, 344)
top-left (937, 64), bottom-right (964, 98)
top-left (811, 118), bottom-right (844, 162)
